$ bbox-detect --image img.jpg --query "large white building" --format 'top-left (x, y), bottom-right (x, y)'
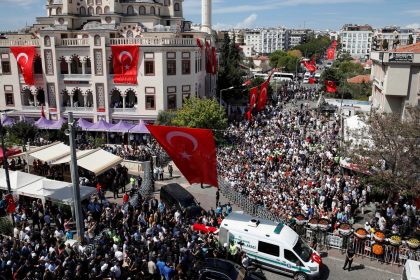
top-left (0, 0), bottom-right (215, 124)
top-left (370, 42), bottom-right (420, 117)
top-left (372, 26), bottom-right (417, 51)
top-left (244, 28), bottom-right (290, 55)
top-left (340, 24), bottom-right (373, 58)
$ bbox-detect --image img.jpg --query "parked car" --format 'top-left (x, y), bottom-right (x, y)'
top-left (196, 258), bottom-right (267, 280)
top-left (159, 183), bottom-right (203, 217)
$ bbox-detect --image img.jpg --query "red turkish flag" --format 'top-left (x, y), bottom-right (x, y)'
top-left (196, 38), bottom-right (203, 49)
top-left (146, 125), bottom-right (218, 187)
top-left (5, 194), bottom-right (15, 214)
top-left (212, 47), bottom-right (217, 74)
top-left (327, 48), bottom-right (335, 60)
top-left (249, 86), bottom-right (258, 111)
top-left (242, 80), bottom-right (252, 87)
top-left (257, 81), bottom-right (269, 111)
top-left (41, 105), bottom-right (46, 118)
top-left (325, 80), bottom-right (337, 93)
top-left (193, 223), bottom-right (218, 233)
top-left (10, 46), bottom-right (36, 85)
top-left (309, 77), bottom-right (316, 84)
top-left (302, 61), bottom-right (316, 73)
top-left (111, 45), bottom-right (140, 84)
top-left (205, 41), bottom-right (212, 73)
top-left (331, 40), bottom-right (337, 49)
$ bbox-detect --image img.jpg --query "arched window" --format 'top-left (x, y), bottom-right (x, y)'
top-left (125, 89), bottom-right (137, 108)
top-left (60, 57), bottom-right (68, 74)
top-left (44, 36), bottom-right (51, 47)
top-left (85, 90), bottom-right (93, 107)
top-left (70, 56), bottom-right (82, 74)
top-left (174, 3), bottom-right (180, 11)
top-left (56, 7), bottom-right (62, 15)
top-left (104, 6), bottom-right (110, 13)
top-left (127, 5), bottom-right (134, 15)
top-left (110, 89), bottom-right (122, 108)
top-left (34, 55), bottom-right (43, 74)
top-left (72, 88), bottom-right (83, 107)
top-left (94, 35), bottom-right (101, 46)
top-left (150, 6), bottom-right (155, 15)
top-left (126, 30), bottom-right (133, 38)
top-left (80, 6), bottom-right (86, 16)
top-left (85, 57), bottom-right (92, 74)
top-left (61, 89), bottom-right (70, 107)
top-left (21, 88), bottom-right (34, 106)
top-left (96, 6), bottom-right (102, 15)
top-left (36, 88), bottom-right (45, 106)
top-left (139, 6), bottom-right (146, 15)
top-left (88, 7), bottom-right (94, 16)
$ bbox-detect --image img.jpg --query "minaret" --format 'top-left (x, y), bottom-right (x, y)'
top-left (201, 0), bottom-right (212, 34)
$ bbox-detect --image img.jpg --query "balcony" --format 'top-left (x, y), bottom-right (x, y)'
top-left (62, 74), bottom-right (92, 83)
top-left (58, 38), bottom-right (89, 46)
top-left (21, 106), bottom-right (42, 112)
top-left (108, 37), bottom-right (195, 47)
top-left (0, 39), bottom-right (40, 47)
top-left (62, 107), bottom-right (94, 112)
top-left (111, 108), bottom-right (137, 114)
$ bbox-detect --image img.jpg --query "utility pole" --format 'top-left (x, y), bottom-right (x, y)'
top-left (0, 121), bottom-right (14, 226)
top-left (67, 112), bottom-right (84, 241)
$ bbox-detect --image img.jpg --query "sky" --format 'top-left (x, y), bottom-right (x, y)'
top-left (0, 0), bottom-right (419, 31)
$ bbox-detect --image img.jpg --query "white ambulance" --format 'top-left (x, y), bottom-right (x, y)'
top-left (219, 212), bottom-right (321, 280)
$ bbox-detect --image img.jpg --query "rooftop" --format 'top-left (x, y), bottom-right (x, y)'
top-left (391, 42), bottom-right (420, 53)
top-left (347, 74), bottom-right (371, 84)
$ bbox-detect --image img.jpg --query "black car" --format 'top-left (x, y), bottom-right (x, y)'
top-left (159, 183), bottom-right (203, 217)
top-left (196, 258), bottom-right (267, 280)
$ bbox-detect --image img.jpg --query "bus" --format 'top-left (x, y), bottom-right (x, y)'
top-left (272, 72), bottom-right (294, 82)
top-left (253, 73), bottom-right (269, 80)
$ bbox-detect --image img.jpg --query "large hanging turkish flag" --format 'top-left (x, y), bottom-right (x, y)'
top-left (146, 125), bottom-right (218, 187)
top-left (247, 86), bottom-right (258, 120)
top-left (205, 41), bottom-right (212, 74)
top-left (10, 46), bottom-right (36, 85)
top-left (111, 45), bottom-right (139, 84)
top-left (211, 47), bottom-right (217, 74)
top-left (327, 48), bottom-right (335, 60)
top-left (257, 81), bottom-right (269, 111)
top-left (325, 80), bottom-right (337, 93)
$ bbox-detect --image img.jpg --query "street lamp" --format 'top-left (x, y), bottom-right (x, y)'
top-left (0, 120), bottom-right (14, 226)
top-left (219, 86), bottom-right (234, 107)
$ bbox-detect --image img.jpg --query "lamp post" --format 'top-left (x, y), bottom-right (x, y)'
top-left (67, 112), bottom-right (84, 241)
top-left (219, 86), bottom-right (234, 108)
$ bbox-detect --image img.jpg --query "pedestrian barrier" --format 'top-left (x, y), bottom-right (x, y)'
top-left (219, 178), bottom-right (420, 266)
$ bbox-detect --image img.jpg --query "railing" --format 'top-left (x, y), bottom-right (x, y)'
top-left (0, 39), bottom-right (40, 47)
top-left (108, 37), bottom-right (195, 46)
top-left (21, 105), bottom-right (41, 111)
top-left (59, 38), bottom-right (90, 46)
top-left (219, 178), bottom-right (420, 266)
top-left (110, 107), bottom-right (137, 113)
top-left (62, 106), bottom-right (94, 112)
top-left (62, 73), bottom-right (92, 81)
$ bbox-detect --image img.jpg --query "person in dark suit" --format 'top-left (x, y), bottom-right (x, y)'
top-left (343, 247), bottom-right (355, 271)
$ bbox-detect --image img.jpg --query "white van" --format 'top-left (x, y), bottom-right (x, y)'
top-left (219, 213), bottom-right (321, 280)
top-left (403, 260), bottom-right (420, 280)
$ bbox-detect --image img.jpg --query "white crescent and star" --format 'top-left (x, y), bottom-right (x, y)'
top-left (166, 131), bottom-right (199, 160)
top-left (16, 53), bottom-right (29, 65)
top-left (119, 51), bottom-right (133, 70)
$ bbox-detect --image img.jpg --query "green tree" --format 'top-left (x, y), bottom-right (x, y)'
top-left (6, 121), bottom-right (38, 145)
top-left (337, 51), bottom-right (353, 63)
top-left (293, 35), bottom-right (331, 58)
top-left (172, 97), bottom-right (227, 131)
top-left (156, 110), bottom-right (177, 126)
top-left (345, 109), bottom-right (420, 196)
top-left (269, 50), bottom-right (300, 72)
top-left (338, 61), bottom-right (365, 78)
top-left (321, 67), bottom-right (342, 90)
top-left (382, 39), bottom-right (389, 50)
top-left (408, 34), bottom-right (414, 45)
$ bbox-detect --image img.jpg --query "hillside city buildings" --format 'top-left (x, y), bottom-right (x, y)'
top-left (0, 0), bottom-right (216, 123)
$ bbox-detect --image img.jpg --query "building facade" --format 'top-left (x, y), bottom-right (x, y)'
top-left (288, 29), bottom-right (312, 49)
top-left (0, 0), bottom-right (215, 123)
top-left (340, 24), bottom-right (373, 58)
top-left (370, 43), bottom-right (420, 117)
top-left (244, 28), bottom-right (289, 55)
top-left (372, 26), bottom-right (417, 51)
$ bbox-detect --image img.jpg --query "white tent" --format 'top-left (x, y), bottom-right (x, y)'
top-left (17, 179), bottom-right (95, 205)
top-left (52, 148), bottom-right (123, 175)
top-left (0, 169), bottom-right (43, 192)
top-left (28, 142), bottom-right (71, 163)
top-left (344, 115), bottom-right (373, 148)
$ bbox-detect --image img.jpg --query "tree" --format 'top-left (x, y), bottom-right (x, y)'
top-left (320, 67), bottom-right (342, 91)
top-left (6, 121), bottom-right (38, 145)
top-left (156, 110), bottom-right (177, 126)
top-left (269, 50), bottom-right (300, 72)
top-left (337, 51), bottom-right (353, 63)
top-left (293, 35), bottom-right (331, 58)
top-left (382, 39), bottom-right (389, 51)
top-left (345, 109), bottom-right (420, 197)
top-left (172, 97), bottom-right (227, 131)
top-left (408, 34), bottom-right (414, 45)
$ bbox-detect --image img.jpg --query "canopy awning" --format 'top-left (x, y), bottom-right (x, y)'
top-left (76, 118), bottom-right (93, 131)
top-left (89, 119), bottom-right (112, 132)
top-left (35, 117), bottom-right (54, 129)
top-left (52, 149), bottom-right (94, 165)
top-left (108, 120), bottom-right (135, 133)
top-left (28, 142), bottom-right (70, 163)
top-left (17, 179), bottom-right (95, 205)
top-left (0, 169), bottom-right (43, 192)
top-left (129, 120), bottom-right (150, 134)
top-left (48, 117), bottom-right (67, 130)
top-left (77, 149), bottom-right (123, 175)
